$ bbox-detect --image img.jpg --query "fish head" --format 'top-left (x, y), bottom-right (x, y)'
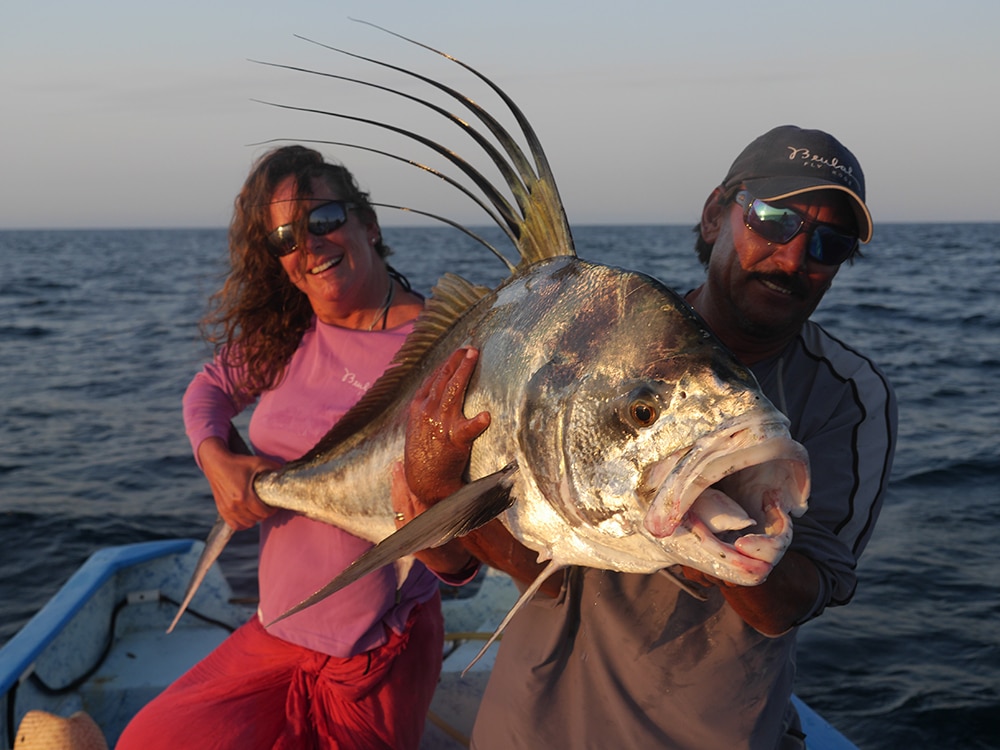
top-left (510, 263), bottom-right (809, 585)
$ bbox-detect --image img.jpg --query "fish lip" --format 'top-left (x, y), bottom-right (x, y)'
top-left (683, 488), bottom-right (794, 568)
top-left (642, 416), bottom-right (810, 560)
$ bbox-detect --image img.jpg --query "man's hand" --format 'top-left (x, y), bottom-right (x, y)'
top-left (404, 347), bottom-right (490, 504)
top-left (396, 346), bottom-right (562, 596)
top-left (388, 347), bottom-right (490, 577)
top-left (680, 551), bottom-right (820, 636)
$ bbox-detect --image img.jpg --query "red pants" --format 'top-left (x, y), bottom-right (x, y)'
top-left (116, 594), bottom-right (443, 749)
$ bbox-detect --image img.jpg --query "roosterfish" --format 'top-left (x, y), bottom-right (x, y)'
top-left (170, 23), bottom-right (810, 666)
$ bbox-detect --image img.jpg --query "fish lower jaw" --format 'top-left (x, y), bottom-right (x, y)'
top-left (673, 497), bottom-right (794, 583)
top-left (679, 518), bottom-right (779, 583)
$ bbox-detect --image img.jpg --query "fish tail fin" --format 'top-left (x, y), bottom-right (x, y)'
top-left (167, 518), bottom-right (235, 633)
top-left (171, 422), bottom-right (253, 632)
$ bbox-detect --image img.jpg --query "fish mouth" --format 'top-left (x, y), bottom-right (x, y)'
top-left (643, 416), bottom-right (810, 579)
top-left (310, 255), bottom-right (344, 275)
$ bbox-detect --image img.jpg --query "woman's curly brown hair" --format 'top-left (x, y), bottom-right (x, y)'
top-left (202, 145), bottom-right (391, 397)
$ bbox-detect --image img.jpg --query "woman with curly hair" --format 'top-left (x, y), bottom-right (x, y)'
top-left (118, 145), bottom-right (476, 749)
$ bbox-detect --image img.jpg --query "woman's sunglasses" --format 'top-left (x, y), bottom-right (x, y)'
top-left (734, 191), bottom-right (858, 266)
top-left (267, 200), bottom-right (356, 258)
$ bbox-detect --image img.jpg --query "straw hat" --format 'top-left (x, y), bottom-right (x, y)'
top-left (13, 711), bottom-right (108, 750)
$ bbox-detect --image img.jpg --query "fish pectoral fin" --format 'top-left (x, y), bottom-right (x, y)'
top-left (167, 517), bottom-right (235, 633)
top-left (265, 462), bottom-right (519, 628)
top-left (460, 559), bottom-right (564, 677)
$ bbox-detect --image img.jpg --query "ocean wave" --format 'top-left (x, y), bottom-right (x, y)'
top-left (892, 456), bottom-right (1000, 487)
top-left (0, 324), bottom-right (53, 339)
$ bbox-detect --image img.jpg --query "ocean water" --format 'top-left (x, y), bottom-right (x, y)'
top-left (1, 223), bottom-right (997, 749)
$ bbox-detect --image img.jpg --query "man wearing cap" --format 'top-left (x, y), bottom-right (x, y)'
top-left (401, 126), bottom-right (897, 749)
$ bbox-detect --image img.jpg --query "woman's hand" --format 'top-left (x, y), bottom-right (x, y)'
top-left (196, 437), bottom-right (280, 530)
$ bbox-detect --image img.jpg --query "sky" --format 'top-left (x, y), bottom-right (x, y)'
top-left (2, 0), bottom-right (998, 230)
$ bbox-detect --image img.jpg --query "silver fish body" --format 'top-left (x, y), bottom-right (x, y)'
top-left (255, 255), bottom-right (809, 587)
top-left (172, 25), bottom-right (809, 634)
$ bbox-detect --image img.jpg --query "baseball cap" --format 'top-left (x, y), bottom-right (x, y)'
top-left (722, 125), bottom-right (872, 243)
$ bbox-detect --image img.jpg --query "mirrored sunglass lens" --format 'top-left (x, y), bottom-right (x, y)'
top-left (307, 202), bottom-right (348, 235)
top-left (749, 201), bottom-right (801, 243)
top-left (268, 226), bottom-right (297, 256)
top-left (809, 226), bottom-right (857, 265)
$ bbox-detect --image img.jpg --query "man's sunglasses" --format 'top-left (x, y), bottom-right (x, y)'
top-left (734, 191), bottom-right (858, 266)
top-left (267, 200), bottom-right (356, 258)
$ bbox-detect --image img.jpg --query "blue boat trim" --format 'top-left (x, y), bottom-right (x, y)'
top-left (791, 694), bottom-right (857, 749)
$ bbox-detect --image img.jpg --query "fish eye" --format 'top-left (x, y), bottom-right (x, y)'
top-left (629, 399), bottom-right (658, 428)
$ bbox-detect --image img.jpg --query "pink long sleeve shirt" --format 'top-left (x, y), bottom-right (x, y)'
top-left (183, 317), bottom-right (441, 657)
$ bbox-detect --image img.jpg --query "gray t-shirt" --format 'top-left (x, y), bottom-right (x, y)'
top-left (471, 320), bottom-right (897, 750)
